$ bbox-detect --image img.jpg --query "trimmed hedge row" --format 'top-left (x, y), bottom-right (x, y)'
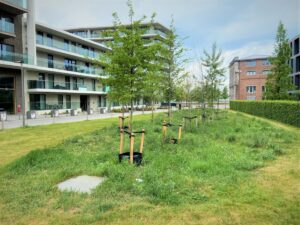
top-left (230, 100), bottom-right (300, 127)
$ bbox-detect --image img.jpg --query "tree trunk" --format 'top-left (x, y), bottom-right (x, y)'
top-left (151, 100), bottom-right (154, 123)
top-left (130, 98), bottom-right (133, 133)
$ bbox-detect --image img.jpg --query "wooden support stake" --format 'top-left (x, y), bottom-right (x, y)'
top-left (178, 125), bottom-right (182, 143)
top-left (140, 129), bottom-right (145, 153)
top-left (162, 121), bottom-right (167, 141)
top-left (130, 133), bottom-right (135, 164)
top-left (119, 129), bottom-right (124, 154)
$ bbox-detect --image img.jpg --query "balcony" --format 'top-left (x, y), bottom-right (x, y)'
top-left (36, 38), bottom-right (101, 59)
top-left (29, 101), bottom-right (80, 111)
top-left (0, 0), bottom-right (28, 15)
top-left (36, 58), bottom-right (103, 76)
top-left (28, 80), bottom-right (107, 93)
top-left (0, 51), bottom-right (33, 64)
top-left (0, 19), bottom-right (15, 39)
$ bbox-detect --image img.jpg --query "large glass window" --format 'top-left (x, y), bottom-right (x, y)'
top-left (64, 58), bottom-right (76, 71)
top-left (73, 77), bottom-right (78, 90)
top-left (36, 31), bottom-right (44, 45)
top-left (48, 74), bottom-right (54, 89)
top-left (38, 73), bottom-right (45, 89)
top-left (58, 95), bottom-right (63, 108)
top-left (46, 34), bottom-right (53, 47)
top-left (48, 54), bottom-right (54, 68)
top-left (0, 77), bottom-right (14, 113)
top-left (66, 95), bottom-right (71, 109)
top-left (65, 76), bottom-right (70, 90)
top-left (262, 59), bottom-right (270, 65)
top-left (0, 43), bottom-right (14, 61)
top-left (29, 94), bottom-right (46, 110)
top-left (64, 40), bottom-right (69, 51)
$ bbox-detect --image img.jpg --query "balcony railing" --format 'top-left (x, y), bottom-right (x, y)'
top-left (29, 101), bottom-right (80, 111)
top-left (3, 0), bottom-right (27, 9)
top-left (0, 51), bottom-right (33, 64)
top-left (36, 38), bottom-right (102, 59)
top-left (28, 80), bottom-right (107, 93)
top-left (36, 58), bottom-right (103, 75)
top-left (0, 19), bottom-right (14, 34)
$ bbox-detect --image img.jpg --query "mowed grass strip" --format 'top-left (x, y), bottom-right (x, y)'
top-left (0, 110), bottom-right (299, 225)
top-left (0, 114), bottom-right (151, 167)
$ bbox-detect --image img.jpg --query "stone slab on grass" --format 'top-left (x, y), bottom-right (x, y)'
top-left (57, 175), bottom-right (105, 194)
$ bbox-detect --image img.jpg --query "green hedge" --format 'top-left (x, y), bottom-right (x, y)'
top-left (230, 100), bottom-right (300, 127)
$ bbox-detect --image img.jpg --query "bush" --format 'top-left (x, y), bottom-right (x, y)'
top-left (230, 100), bottom-right (300, 127)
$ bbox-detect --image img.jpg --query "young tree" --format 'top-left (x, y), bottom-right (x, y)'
top-left (221, 86), bottom-right (229, 109)
top-left (264, 21), bottom-right (295, 100)
top-left (98, 1), bottom-right (161, 131)
top-left (161, 19), bottom-right (188, 121)
top-left (201, 43), bottom-right (226, 109)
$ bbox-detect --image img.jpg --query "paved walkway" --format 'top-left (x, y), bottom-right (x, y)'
top-left (1, 110), bottom-right (167, 130)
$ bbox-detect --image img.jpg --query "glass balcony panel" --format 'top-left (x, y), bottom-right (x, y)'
top-left (3, 0), bottom-right (27, 9)
top-left (0, 19), bottom-right (14, 34)
top-left (28, 80), bottom-right (106, 93)
top-left (29, 101), bottom-right (80, 110)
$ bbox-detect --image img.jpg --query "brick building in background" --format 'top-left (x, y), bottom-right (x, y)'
top-left (229, 55), bottom-right (272, 100)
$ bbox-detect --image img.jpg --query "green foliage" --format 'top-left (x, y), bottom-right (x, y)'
top-left (201, 43), bottom-right (226, 105)
top-left (97, 0), bottom-right (164, 128)
top-left (230, 100), bottom-right (300, 127)
top-left (264, 21), bottom-right (295, 100)
top-left (0, 110), bottom-right (298, 224)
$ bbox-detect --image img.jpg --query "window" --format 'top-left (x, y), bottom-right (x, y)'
top-left (73, 77), bottom-right (78, 90)
top-left (29, 94), bottom-right (46, 110)
top-left (66, 95), bottom-right (71, 109)
top-left (64, 40), bottom-right (69, 51)
top-left (38, 73), bottom-right (45, 89)
top-left (92, 79), bottom-right (96, 91)
top-left (46, 34), bottom-right (53, 47)
top-left (64, 58), bottom-right (76, 71)
top-left (246, 96), bottom-right (256, 100)
top-left (48, 54), bottom-right (54, 68)
top-left (78, 78), bottom-right (84, 87)
top-left (0, 43), bottom-right (14, 61)
top-left (65, 76), bottom-right (70, 90)
top-left (262, 59), bottom-right (270, 65)
top-left (48, 74), bottom-right (54, 89)
top-left (246, 86), bottom-right (256, 94)
top-left (262, 70), bottom-right (270, 75)
top-left (262, 86), bottom-right (266, 92)
top-left (247, 71), bottom-right (256, 76)
top-left (58, 95), bottom-right (63, 108)
top-left (36, 31), bottom-right (43, 45)
top-left (246, 60), bottom-right (256, 67)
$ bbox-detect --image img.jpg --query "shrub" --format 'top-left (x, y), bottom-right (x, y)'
top-left (230, 100), bottom-right (300, 127)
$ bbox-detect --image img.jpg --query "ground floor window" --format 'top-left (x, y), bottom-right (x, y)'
top-left (0, 77), bottom-right (15, 113)
top-left (66, 95), bottom-right (71, 109)
top-left (29, 94), bottom-right (46, 110)
top-left (58, 95), bottom-right (64, 109)
top-left (98, 96), bottom-right (107, 107)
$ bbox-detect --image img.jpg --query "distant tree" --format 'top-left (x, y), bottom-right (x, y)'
top-left (201, 43), bottom-right (226, 109)
top-left (161, 19), bottom-right (188, 120)
top-left (264, 21), bottom-right (295, 100)
top-left (221, 86), bottom-right (229, 109)
top-left (98, 0), bottom-right (161, 130)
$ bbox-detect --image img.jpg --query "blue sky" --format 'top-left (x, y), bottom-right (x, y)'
top-left (36, 0), bottom-right (300, 76)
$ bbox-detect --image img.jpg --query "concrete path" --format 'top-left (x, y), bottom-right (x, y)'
top-left (0, 110), bottom-right (167, 130)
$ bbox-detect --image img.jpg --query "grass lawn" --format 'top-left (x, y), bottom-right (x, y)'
top-left (0, 114), bottom-right (150, 167)
top-left (0, 110), bottom-right (299, 225)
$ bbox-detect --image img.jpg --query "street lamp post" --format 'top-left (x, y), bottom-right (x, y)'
top-left (17, 60), bottom-right (26, 127)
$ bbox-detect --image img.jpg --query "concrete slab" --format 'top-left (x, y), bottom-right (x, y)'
top-left (57, 175), bottom-right (105, 194)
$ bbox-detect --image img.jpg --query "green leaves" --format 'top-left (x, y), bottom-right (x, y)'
top-left (264, 21), bottom-right (295, 100)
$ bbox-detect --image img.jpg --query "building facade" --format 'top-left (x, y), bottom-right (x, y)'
top-left (290, 34), bottom-right (300, 91)
top-left (229, 55), bottom-right (272, 101)
top-left (0, 0), bottom-right (169, 115)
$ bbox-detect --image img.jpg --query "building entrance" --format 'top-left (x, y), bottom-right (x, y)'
top-left (0, 77), bottom-right (15, 114)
